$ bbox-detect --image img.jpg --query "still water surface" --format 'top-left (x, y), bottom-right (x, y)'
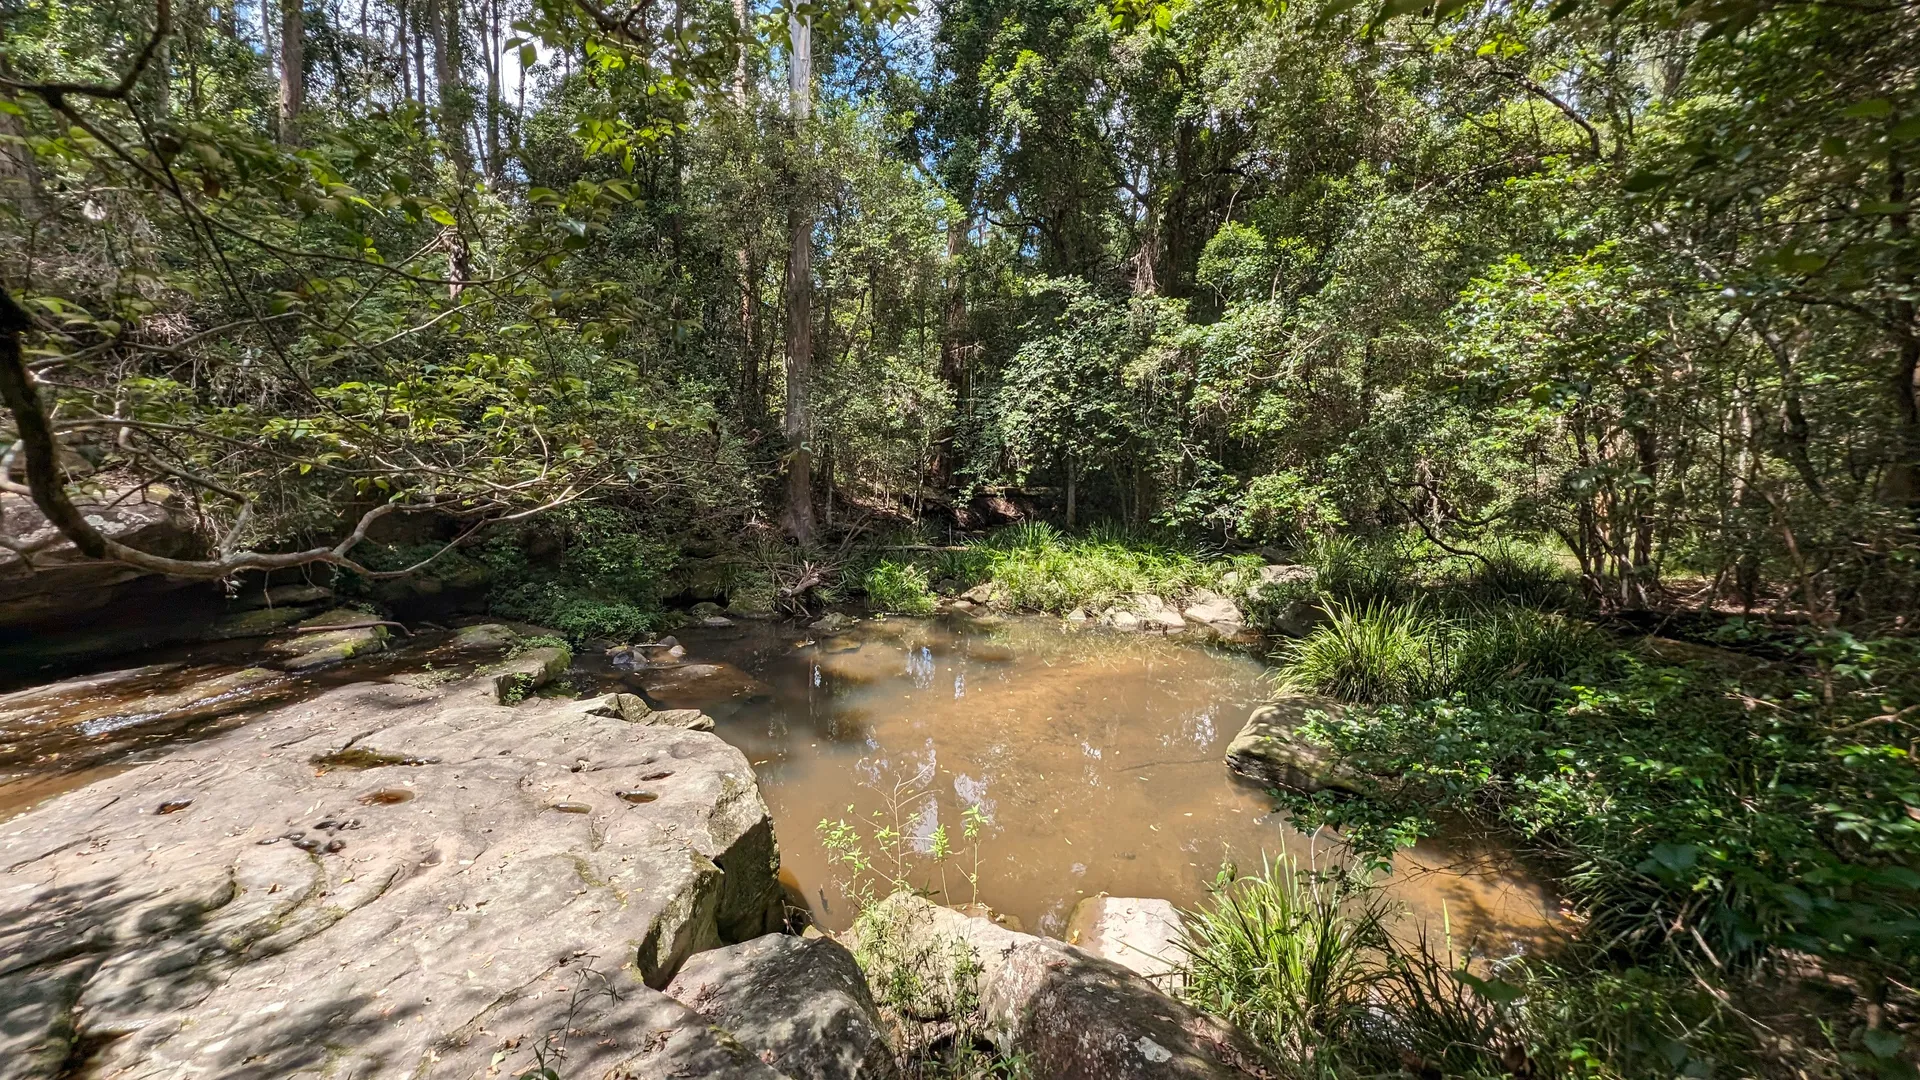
top-left (621, 614), bottom-right (1562, 950)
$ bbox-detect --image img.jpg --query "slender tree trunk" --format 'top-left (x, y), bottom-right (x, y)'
top-left (412, 0), bottom-right (427, 105)
top-left (1065, 455), bottom-right (1077, 528)
top-left (278, 0), bottom-right (302, 142)
top-left (396, 0), bottom-right (411, 101)
top-left (733, 0), bottom-right (757, 429)
top-left (932, 214), bottom-right (970, 487)
top-left (429, 0), bottom-right (471, 173)
top-left (152, 28), bottom-right (171, 116)
top-left (1886, 159), bottom-right (1920, 510)
top-left (484, 0), bottom-right (501, 178)
top-left (782, 13), bottom-right (816, 544)
top-left (260, 0), bottom-right (276, 117)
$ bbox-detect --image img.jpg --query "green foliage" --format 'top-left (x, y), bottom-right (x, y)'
top-left (1180, 855), bottom-right (1395, 1062)
top-left (475, 507), bottom-right (675, 643)
top-left (941, 524), bottom-right (1235, 614)
top-left (1182, 856), bottom-right (1543, 1079)
top-left (863, 560), bottom-right (938, 614)
top-left (1276, 629), bottom-right (1920, 1071)
top-left (818, 770), bottom-right (1021, 1079)
top-left (1275, 601), bottom-right (1447, 705)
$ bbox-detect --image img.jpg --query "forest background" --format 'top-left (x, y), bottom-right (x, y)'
top-left (2, 0), bottom-right (1919, 1074)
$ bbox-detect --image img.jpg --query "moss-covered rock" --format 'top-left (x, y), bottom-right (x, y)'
top-left (1224, 696), bottom-right (1364, 795)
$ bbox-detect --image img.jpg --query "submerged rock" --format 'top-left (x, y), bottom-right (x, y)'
top-left (668, 933), bottom-right (898, 1080)
top-left (266, 608), bottom-right (390, 671)
top-left (854, 893), bottom-right (1268, 1080)
top-left (1066, 895), bottom-right (1188, 994)
top-left (1224, 696), bottom-right (1362, 794)
top-left (642, 661), bottom-right (776, 707)
top-left (810, 612), bottom-right (859, 634)
top-left (0, 665), bottom-right (289, 750)
top-left (0, 676), bottom-right (783, 1078)
top-left (449, 621), bottom-right (518, 652)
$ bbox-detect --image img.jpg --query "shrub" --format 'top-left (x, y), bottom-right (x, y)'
top-left (964, 525), bottom-right (1229, 614)
top-left (1278, 601), bottom-right (1612, 706)
top-left (1298, 533), bottom-right (1412, 606)
top-left (1447, 605), bottom-right (1611, 703)
top-left (864, 560), bottom-right (938, 615)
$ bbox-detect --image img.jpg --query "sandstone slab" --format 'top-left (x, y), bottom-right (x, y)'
top-left (0, 677), bottom-right (783, 1079)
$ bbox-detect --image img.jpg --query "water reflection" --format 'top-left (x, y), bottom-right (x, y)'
top-left (649, 614), bottom-right (1564, 951)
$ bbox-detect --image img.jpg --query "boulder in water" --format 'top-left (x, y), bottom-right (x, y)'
top-left (810, 612), bottom-right (859, 634)
top-left (1066, 895), bottom-right (1188, 994)
top-left (487, 643), bottom-right (571, 701)
top-left (266, 608), bottom-right (391, 671)
top-left (1224, 697), bottom-right (1362, 794)
top-left (449, 621), bottom-right (517, 652)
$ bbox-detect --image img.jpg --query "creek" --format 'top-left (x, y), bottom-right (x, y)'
top-left (1, 611), bottom-right (1562, 952)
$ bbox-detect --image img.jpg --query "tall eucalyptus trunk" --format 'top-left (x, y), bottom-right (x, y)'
top-left (278, 0), bottom-right (302, 142)
top-left (782, 13), bottom-right (816, 544)
top-left (734, 0), bottom-right (759, 431)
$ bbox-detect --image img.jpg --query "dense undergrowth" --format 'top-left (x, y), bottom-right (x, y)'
top-left (857, 522), bottom-right (1259, 617)
top-left (1254, 560), bottom-right (1920, 1077)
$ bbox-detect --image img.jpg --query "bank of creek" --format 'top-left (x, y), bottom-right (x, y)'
top-left (3, 611), bottom-right (1559, 950)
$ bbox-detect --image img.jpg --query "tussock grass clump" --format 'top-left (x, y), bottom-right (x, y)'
top-left (1180, 856), bottom-right (1533, 1079)
top-left (1276, 601), bottom-right (1447, 704)
top-left (1467, 539), bottom-right (1580, 609)
top-left (863, 559), bottom-right (938, 614)
top-left (1179, 855), bottom-right (1391, 1057)
top-left (1277, 600), bottom-right (1610, 705)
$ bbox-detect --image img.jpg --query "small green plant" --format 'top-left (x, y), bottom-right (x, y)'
top-left (817, 766), bottom-right (990, 912)
top-left (864, 559), bottom-right (939, 614)
top-left (820, 768), bottom-right (1015, 1080)
top-left (1180, 854), bottom-right (1392, 1059)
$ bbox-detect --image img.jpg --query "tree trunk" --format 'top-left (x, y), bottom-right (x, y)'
top-left (484, 0), bottom-right (501, 177)
top-left (1065, 455), bottom-right (1077, 528)
top-left (278, 0), bottom-right (302, 142)
top-left (412, 0), bottom-right (427, 105)
top-left (1885, 159), bottom-right (1920, 511)
top-left (429, 0), bottom-right (471, 174)
top-left (260, 0), bottom-right (275, 111)
top-left (152, 29), bottom-right (171, 116)
top-left (782, 13), bottom-right (816, 544)
top-left (734, 0), bottom-right (758, 431)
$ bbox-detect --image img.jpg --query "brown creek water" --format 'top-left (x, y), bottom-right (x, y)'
top-left (595, 614), bottom-right (1565, 952)
top-left (1, 612), bottom-right (1564, 954)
